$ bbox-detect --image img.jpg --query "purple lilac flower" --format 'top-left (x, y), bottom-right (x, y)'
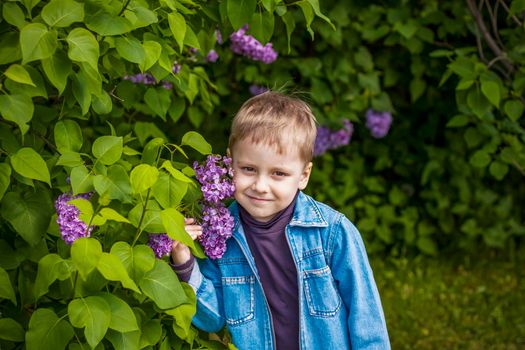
top-left (199, 204), bottom-right (235, 259)
top-left (172, 61), bottom-right (182, 74)
top-left (215, 29), bottom-right (223, 45)
top-left (366, 109), bottom-right (393, 138)
top-left (206, 50), bottom-right (219, 63)
top-left (162, 81), bottom-right (173, 90)
top-left (193, 155), bottom-right (235, 205)
top-left (123, 73), bottom-right (157, 85)
top-left (148, 233), bottom-right (174, 259)
top-left (249, 84), bottom-right (269, 96)
top-left (193, 154), bottom-right (235, 259)
top-left (314, 119), bottom-right (354, 156)
top-left (229, 25), bottom-right (278, 64)
top-left (55, 192), bottom-right (95, 245)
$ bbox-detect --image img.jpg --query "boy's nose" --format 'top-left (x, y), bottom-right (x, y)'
top-left (251, 176), bottom-right (268, 193)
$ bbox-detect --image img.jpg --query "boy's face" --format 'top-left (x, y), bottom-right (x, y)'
top-left (230, 138), bottom-right (312, 223)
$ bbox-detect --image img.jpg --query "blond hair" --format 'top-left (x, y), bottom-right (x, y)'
top-left (228, 91), bottom-right (317, 162)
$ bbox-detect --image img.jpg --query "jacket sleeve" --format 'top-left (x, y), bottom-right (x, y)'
top-left (327, 214), bottom-right (391, 349)
top-left (185, 257), bottom-right (226, 333)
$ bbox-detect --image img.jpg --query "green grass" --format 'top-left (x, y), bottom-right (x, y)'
top-left (371, 251), bottom-right (525, 349)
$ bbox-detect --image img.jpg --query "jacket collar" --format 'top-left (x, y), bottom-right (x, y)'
top-left (229, 191), bottom-right (328, 231)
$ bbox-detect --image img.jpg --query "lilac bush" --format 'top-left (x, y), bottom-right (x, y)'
top-left (230, 25), bottom-right (278, 64)
top-left (366, 109), bottom-right (393, 138)
top-left (249, 84), bottom-right (269, 96)
top-left (314, 119), bottom-right (354, 156)
top-left (55, 192), bottom-right (95, 245)
top-left (193, 155), bottom-right (235, 259)
top-left (206, 50), bottom-right (219, 63)
top-left (148, 233), bottom-right (174, 259)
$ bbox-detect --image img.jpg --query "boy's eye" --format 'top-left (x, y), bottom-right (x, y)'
top-left (274, 171), bottom-right (287, 177)
top-left (241, 167), bottom-right (255, 172)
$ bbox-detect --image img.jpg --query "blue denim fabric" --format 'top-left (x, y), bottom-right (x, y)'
top-left (187, 192), bottom-right (390, 350)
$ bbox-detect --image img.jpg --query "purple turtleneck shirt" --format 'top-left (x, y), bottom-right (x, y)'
top-left (239, 192), bottom-right (299, 350)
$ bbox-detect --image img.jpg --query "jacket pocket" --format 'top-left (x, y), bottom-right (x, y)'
top-left (303, 266), bottom-right (342, 317)
top-left (221, 275), bottom-right (255, 326)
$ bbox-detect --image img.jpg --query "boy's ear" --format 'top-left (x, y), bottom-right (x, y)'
top-left (298, 162), bottom-right (313, 190)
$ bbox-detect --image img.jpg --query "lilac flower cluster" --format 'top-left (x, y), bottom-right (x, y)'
top-left (206, 50), bottom-right (219, 63)
top-left (193, 155), bottom-right (235, 259)
top-left (148, 233), bottom-right (174, 259)
top-left (230, 25), bottom-right (278, 64)
top-left (215, 29), bottom-right (223, 45)
top-left (366, 109), bottom-right (393, 138)
top-left (123, 73), bottom-right (156, 85)
top-left (55, 192), bottom-right (94, 245)
top-left (249, 84), bottom-right (269, 96)
top-left (314, 119), bottom-right (354, 157)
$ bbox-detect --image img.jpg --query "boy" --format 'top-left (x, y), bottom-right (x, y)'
top-left (171, 91), bottom-right (390, 349)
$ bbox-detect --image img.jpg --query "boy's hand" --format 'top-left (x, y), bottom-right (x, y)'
top-left (170, 218), bottom-right (202, 265)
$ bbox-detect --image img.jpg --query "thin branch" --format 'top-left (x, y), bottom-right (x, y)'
top-left (497, 0), bottom-right (523, 26)
top-left (466, 0), bottom-right (515, 73)
top-left (485, 0), bottom-right (505, 49)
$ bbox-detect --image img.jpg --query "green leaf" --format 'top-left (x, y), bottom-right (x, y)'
top-left (130, 164), bottom-right (159, 194)
top-left (166, 283), bottom-right (196, 340)
top-left (71, 71), bottom-right (92, 116)
top-left (0, 94), bottom-right (34, 135)
top-left (161, 208), bottom-right (194, 248)
top-left (481, 80), bottom-right (500, 107)
top-left (281, 12), bottom-right (295, 53)
top-left (20, 23), bottom-right (58, 63)
top-left (42, 0), bottom-right (84, 27)
top-left (71, 237), bottom-right (102, 281)
top-left (10, 147), bottom-right (50, 185)
top-left (128, 201), bottom-right (164, 232)
top-left (99, 208), bottom-right (130, 223)
top-left (1, 191), bottom-right (52, 246)
top-left (4, 65), bottom-right (47, 98)
top-left (306, 0), bottom-right (334, 29)
top-left (144, 88), bottom-right (171, 120)
top-left (0, 163), bottom-right (11, 201)
top-left (92, 136), bottom-right (123, 165)
top-left (467, 89), bottom-right (491, 119)
top-left (161, 161), bottom-right (192, 183)
top-left (66, 28), bottom-right (99, 72)
top-left (504, 100), bottom-right (524, 121)
top-left (3, 2), bottom-right (26, 29)
top-left (249, 11), bottom-right (274, 44)
top-left (181, 131), bottom-right (212, 154)
top-left (106, 329), bottom-right (141, 350)
top-left (111, 242), bottom-right (155, 282)
top-left (446, 114), bottom-right (469, 128)
top-left (139, 259), bottom-right (187, 309)
top-left (34, 253), bottom-right (75, 300)
top-left (416, 236), bottom-right (438, 256)
top-left (168, 12), bottom-right (186, 53)
top-left (57, 151), bottom-right (83, 167)
top-left (42, 50), bottom-right (71, 94)
top-left (85, 11), bottom-right (133, 36)
top-left (125, 5), bottom-right (158, 28)
top-left (409, 78), bottom-right (426, 103)
top-left (489, 161), bottom-right (509, 180)
top-left (184, 73), bottom-right (199, 104)
top-left (115, 36), bottom-right (145, 65)
top-left (93, 165), bottom-right (132, 202)
top-left (21, 0), bottom-right (41, 13)
top-left (71, 164), bottom-right (94, 194)
top-left (0, 32), bottom-right (22, 65)
top-left (227, 0), bottom-right (256, 30)
top-left (92, 90), bottom-right (113, 115)
top-left (152, 172), bottom-right (188, 209)
top-left (469, 150), bottom-right (491, 168)
top-left (98, 292), bottom-right (139, 332)
top-left (0, 267), bottom-right (16, 305)
top-left (97, 252), bottom-right (140, 293)
top-left (0, 318), bottom-right (25, 342)
top-left (140, 40), bottom-right (162, 71)
top-left (68, 296), bottom-right (111, 349)
top-left (298, 2), bottom-right (314, 39)
top-left (139, 319), bottom-right (162, 348)
top-left (54, 119), bottom-right (83, 153)
top-left (26, 308), bottom-right (74, 350)
top-left (5, 64), bottom-right (35, 86)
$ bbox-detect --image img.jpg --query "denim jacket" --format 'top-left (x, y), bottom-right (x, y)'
top-left (186, 192), bottom-right (390, 350)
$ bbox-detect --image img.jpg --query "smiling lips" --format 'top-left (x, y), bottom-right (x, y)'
top-left (247, 194), bottom-right (272, 202)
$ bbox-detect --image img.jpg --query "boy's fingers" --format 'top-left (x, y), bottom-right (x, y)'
top-left (184, 218), bottom-right (195, 224)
